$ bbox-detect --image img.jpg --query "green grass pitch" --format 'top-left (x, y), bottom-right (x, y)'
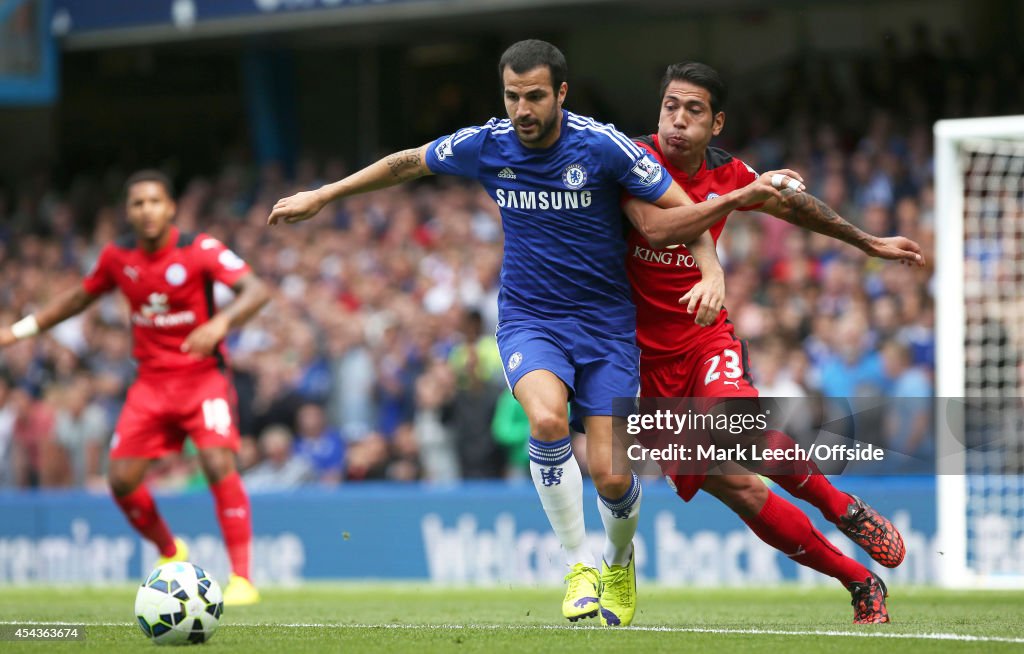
top-left (0, 585), bottom-right (1022, 652)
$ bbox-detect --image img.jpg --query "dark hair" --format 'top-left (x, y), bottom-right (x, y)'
top-left (659, 62), bottom-right (727, 114)
top-left (498, 39), bottom-right (567, 91)
top-left (124, 169), bottom-right (174, 199)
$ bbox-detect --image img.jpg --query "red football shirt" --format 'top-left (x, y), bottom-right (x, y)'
top-left (82, 226), bottom-right (251, 377)
top-left (626, 134), bottom-right (760, 365)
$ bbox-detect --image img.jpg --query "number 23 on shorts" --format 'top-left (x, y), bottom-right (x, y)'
top-left (703, 349), bottom-right (743, 387)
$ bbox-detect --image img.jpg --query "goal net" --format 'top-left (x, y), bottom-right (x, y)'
top-left (935, 115), bottom-right (1024, 588)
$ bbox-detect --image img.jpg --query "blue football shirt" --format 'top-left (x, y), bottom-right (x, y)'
top-left (425, 109), bottom-right (672, 333)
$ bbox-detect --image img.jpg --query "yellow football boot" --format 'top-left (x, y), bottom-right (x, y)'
top-left (155, 538), bottom-right (189, 567)
top-left (562, 563), bottom-right (600, 621)
top-left (598, 553), bottom-right (636, 626)
top-left (223, 574), bottom-right (260, 606)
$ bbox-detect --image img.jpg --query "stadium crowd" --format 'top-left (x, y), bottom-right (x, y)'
top-left (3, 32), bottom-right (1019, 491)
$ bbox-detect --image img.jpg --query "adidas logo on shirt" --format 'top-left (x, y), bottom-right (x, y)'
top-left (497, 167), bottom-right (517, 180)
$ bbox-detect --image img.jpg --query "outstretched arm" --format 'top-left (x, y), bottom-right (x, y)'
top-left (624, 169), bottom-right (805, 248)
top-left (762, 189), bottom-right (925, 265)
top-left (0, 286), bottom-right (98, 347)
top-left (181, 272), bottom-right (271, 357)
top-left (268, 145), bottom-right (433, 225)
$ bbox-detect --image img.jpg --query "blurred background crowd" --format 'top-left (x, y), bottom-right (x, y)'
top-left (1, 24), bottom-right (1019, 491)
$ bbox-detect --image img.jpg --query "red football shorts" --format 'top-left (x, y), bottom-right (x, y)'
top-left (110, 367), bottom-right (241, 459)
top-left (639, 323), bottom-right (758, 501)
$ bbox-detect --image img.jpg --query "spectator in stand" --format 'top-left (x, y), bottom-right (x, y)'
top-left (292, 403), bottom-right (345, 485)
top-left (881, 339), bottom-right (934, 466)
top-left (445, 309), bottom-right (504, 479)
top-left (0, 375), bottom-right (17, 486)
top-left (53, 373), bottom-right (108, 489)
top-left (491, 388), bottom-right (530, 478)
top-left (244, 424), bottom-right (316, 491)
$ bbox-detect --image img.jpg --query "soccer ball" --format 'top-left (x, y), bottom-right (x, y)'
top-left (134, 562), bottom-right (224, 645)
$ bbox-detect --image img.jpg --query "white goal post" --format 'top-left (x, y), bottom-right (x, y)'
top-left (935, 115), bottom-right (1024, 589)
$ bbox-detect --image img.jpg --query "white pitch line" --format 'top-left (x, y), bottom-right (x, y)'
top-left (1, 620), bottom-right (1023, 644)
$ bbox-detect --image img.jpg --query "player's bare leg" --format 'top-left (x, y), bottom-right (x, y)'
top-left (585, 415), bottom-right (640, 626)
top-left (700, 470), bottom-right (889, 623)
top-left (196, 446), bottom-right (239, 485)
top-left (198, 446), bottom-right (258, 606)
top-left (108, 457), bottom-right (185, 564)
top-left (108, 457), bottom-right (153, 499)
top-left (514, 370), bottom-right (598, 621)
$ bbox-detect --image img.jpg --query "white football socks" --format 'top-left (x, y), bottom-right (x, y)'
top-left (597, 472), bottom-right (641, 567)
top-left (529, 436), bottom-right (595, 569)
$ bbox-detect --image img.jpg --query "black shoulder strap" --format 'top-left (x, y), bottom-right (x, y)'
top-left (632, 134), bottom-right (656, 149)
top-left (705, 146), bottom-right (735, 170)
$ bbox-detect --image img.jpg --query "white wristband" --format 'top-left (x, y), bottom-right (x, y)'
top-left (11, 315), bottom-right (39, 340)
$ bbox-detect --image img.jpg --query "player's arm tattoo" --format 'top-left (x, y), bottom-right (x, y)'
top-left (384, 148), bottom-right (428, 183)
top-left (316, 145), bottom-right (431, 204)
top-left (776, 187), bottom-right (877, 252)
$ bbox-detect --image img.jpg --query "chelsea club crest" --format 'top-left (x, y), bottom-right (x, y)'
top-left (561, 163), bottom-right (587, 190)
top-left (508, 351), bottom-right (523, 371)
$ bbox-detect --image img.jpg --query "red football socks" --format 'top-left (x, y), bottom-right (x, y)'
top-left (114, 486), bottom-right (177, 557)
top-left (778, 472), bottom-right (854, 525)
top-left (742, 491), bottom-right (869, 587)
top-left (760, 430), bottom-right (853, 524)
top-left (210, 472), bottom-right (253, 580)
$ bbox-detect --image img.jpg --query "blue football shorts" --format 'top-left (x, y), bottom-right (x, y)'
top-left (496, 319), bottom-right (640, 428)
